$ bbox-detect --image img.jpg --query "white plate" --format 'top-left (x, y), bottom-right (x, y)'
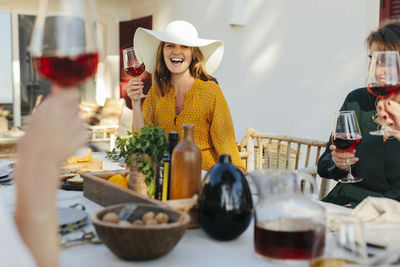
top-left (363, 222), bottom-right (400, 248)
top-left (0, 169), bottom-right (10, 178)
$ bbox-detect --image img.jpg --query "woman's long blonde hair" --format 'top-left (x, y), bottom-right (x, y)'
top-left (154, 42), bottom-right (218, 96)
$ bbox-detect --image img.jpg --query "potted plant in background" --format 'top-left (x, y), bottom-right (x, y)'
top-left (106, 125), bottom-right (168, 197)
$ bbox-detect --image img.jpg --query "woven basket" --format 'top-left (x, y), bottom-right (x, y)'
top-left (91, 203), bottom-right (190, 261)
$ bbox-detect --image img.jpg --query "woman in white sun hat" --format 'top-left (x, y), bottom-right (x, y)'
top-left (126, 20), bottom-right (244, 171)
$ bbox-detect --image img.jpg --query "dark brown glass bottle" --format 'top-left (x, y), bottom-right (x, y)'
top-left (170, 124), bottom-right (202, 199)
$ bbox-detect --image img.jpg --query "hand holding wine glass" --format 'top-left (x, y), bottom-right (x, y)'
top-left (367, 51), bottom-right (400, 136)
top-left (123, 47), bottom-right (147, 101)
top-left (30, 0), bottom-right (99, 157)
top-left (332, 111), bottom-right (363, 183)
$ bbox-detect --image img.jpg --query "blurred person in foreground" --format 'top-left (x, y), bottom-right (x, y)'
top-left (318, 21), bottom-right (400, 208)
top-left (126, 20), bottom-right (244, 171)
top-left (1, 88), bottom-right (87, 267)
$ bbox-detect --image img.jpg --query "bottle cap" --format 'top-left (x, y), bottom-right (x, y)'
top-left (168, 131), bottom-right (179, 141)
top-left (218, 154), bottom-right (232, 164)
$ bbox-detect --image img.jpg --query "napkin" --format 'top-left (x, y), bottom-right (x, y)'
top-left (352, 196), bottom-right (400, 223)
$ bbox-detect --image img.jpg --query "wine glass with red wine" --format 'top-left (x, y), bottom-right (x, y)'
top-left (123, 47), bottom-right (146, 98)
top-left (367, 51), bottom-right (400, 136)
top-left (332, 111), bottom-right (363, 183)
top-left (30, 0), bottom-right (99, 89)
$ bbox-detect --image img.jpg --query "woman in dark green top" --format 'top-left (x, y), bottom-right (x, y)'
top-left (318, 21), bottom-right (400, 207)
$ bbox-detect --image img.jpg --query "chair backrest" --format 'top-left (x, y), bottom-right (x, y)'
top-left (240, 128), bottom-right (327, 171)
top-left (239, 128), bottom-right (330, 199)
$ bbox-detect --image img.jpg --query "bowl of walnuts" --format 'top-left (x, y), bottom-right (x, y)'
top-left (90, 203), bottom-right (190, 260)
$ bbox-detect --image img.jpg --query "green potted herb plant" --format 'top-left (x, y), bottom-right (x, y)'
top-left (106, 124), bottom-right (168, 197)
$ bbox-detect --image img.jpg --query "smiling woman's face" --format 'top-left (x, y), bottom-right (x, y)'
top-left (163, 42), bottom-right (192, 75)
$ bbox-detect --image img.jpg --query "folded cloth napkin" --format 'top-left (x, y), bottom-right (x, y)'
top-left (352, 196), bottom-right (400, 223)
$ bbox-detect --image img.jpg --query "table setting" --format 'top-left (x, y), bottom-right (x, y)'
top-left (3, 151), bottom-right (400, 266)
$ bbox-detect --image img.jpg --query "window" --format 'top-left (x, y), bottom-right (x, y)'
top-left (380, 0), bottom-right (400, 22)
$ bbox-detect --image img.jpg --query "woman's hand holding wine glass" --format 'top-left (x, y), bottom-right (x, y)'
top-left (124, 47), bottom-right (147, 103)
top-left (332, 111), bottom-right (363, 183)
top-left (367, 51), bottom-right (400, 136)
top-left (126, 77), bottom-right (144, 104)
top-left (30, 0), bottom-right (100, 157)
top-left (330, 144), bottom-right (359, 171)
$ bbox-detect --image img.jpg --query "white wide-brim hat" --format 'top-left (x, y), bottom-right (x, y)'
top-left (133, 20), bottom-right (224, 75)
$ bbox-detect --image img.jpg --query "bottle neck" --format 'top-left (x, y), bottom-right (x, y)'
top-left (182, 126), bottom-right (194, 142)
top-left (169, 140), bottom-right (178, 155)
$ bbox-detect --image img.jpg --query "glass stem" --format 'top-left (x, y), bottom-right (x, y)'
top-left (347, 163), bottom-right (353, 179)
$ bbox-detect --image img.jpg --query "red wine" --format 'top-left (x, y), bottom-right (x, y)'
top-left (254, 219), bottom-right (325, 260)
top-left (33, 52), bottom-right (99, 88)
top-left (367, 84), bottom-right (400, 98)
top-left (125, 64), bottom-right (145, 77)
top-left (332, 133), bottom-right (362, 151)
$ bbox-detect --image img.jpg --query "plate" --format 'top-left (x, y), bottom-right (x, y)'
top-left (0, 169), bottom-right (10, 178)
top-left (60, 180), bottom-right (83, 191)
top-left (58, 207), bottom-right (88, 234)
top-left (363, 222), bottom-right (400, 248)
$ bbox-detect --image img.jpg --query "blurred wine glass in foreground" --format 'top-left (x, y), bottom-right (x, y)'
top-left (30, 0), bottom-right (99, 157)
top-left (30, 0), bottom-right (99, 89)
top-left (123, 47), bottom-right (147, 98)
top-left (310, 215), bottom-right (368, 267)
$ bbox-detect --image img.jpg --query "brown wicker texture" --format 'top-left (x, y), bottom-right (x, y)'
top-left (91, 203), bottom-right (190, 261)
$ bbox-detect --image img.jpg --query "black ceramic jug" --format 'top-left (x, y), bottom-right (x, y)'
top-left (198, 154), bottom-right (253, 240)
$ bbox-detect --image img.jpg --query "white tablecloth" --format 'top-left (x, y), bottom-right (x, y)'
top-left (0, 153), bottom-right (351, 267)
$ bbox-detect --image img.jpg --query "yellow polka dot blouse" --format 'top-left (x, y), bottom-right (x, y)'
top-left (142, 78), bottom-right (245, 171)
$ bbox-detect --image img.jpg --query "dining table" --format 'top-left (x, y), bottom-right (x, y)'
top-left (0, 152), bottom-right (356, 267)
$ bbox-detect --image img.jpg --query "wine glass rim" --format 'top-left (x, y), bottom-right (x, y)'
top-left (334, 110), bottom-right (356, 115)
top-left (123, 47), bottom-right (135, 52)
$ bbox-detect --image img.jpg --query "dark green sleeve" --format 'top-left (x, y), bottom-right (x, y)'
top-left (317, 98), bottom-right (350, 180)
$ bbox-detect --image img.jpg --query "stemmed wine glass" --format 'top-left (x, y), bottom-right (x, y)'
top-left (367, 51), bottom-right (400, 136)
top-left (123, 47), bottom-right (146, 98)
top-left (30, 0), bottom-right (99, 157)
top-left (30, 0), bottom-right (99, 89)
top-left (332, 111), bottom-right (363, 183)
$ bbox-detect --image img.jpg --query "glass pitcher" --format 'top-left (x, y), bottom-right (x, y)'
top-left (248, 169), bottom-right (326, 262)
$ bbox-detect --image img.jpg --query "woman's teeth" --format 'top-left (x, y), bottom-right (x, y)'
top-left (171, 58), bottom-right (183, 63)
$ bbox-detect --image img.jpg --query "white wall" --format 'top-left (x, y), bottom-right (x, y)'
top-left (128, 0), bottom-right (380, 142)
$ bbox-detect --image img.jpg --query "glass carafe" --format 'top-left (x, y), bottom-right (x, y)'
top-left (248, 169), bottom-right (326, 262)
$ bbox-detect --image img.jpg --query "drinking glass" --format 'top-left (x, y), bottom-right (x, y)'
top-left (30, 0), bottom-right (99, 89)
top-left (310, 215), bottom-right (368, 267)
top-left (367, 51), bottom-right (400, 136)
top-left (30, 0), bottom-right (99, 156)
top-left (123, 47), bottom-right (146, 98)
top-left (332, 111), bottom-right (363, 183)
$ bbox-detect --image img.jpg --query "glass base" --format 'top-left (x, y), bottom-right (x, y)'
top-left (369, 129), bottom-right (385, 136)
top-left (369, 128), bottom-right (396, 136)
top-left (338, 176), bottom-right (363, 183)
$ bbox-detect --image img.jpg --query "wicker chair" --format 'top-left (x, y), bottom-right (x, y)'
top-left (239, 127), bottom-right (330, 200)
